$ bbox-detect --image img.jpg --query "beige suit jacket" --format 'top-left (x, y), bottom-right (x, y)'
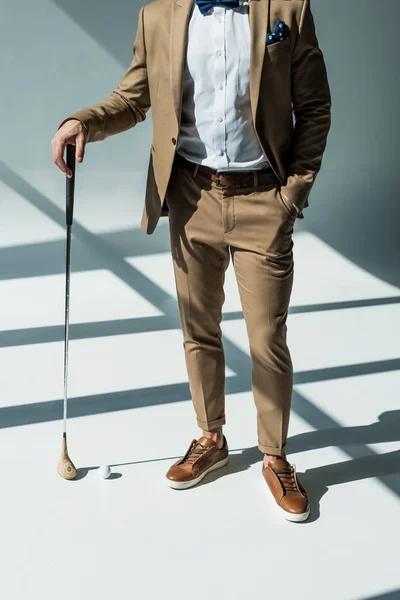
top-left (58, 0), bottom-right (332, 234)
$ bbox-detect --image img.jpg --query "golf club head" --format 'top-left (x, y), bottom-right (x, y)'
top-left (57, 435), bottom-right (77, 480)
top-left (57, 456), bottom-right (77, 480)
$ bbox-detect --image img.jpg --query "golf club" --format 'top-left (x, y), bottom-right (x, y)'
top-left (57, 143), bottom-right (78, 480)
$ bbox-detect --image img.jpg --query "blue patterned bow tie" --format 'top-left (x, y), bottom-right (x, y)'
top-left (196, 0), bottom-right (240, 16)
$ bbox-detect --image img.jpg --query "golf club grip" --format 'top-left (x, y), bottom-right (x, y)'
top-left (66, 144), bottom-right (76, 226)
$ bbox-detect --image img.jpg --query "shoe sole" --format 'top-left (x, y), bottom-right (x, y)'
top-left (262, 476), bottom-right (310, 522)
top-left (281, 505), bottom-right (310, 522)
top-left (166, 455), bottom-right (229, 490)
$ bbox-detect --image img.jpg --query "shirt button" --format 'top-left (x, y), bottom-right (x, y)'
top-left (219, 84), bottom-right (223, 89)
top-left (219, 150), bottom-right (224, 156)
top-left (217, 117), bottom-right (223, 122)
top-left (217, 50), bottom-right (222, 56)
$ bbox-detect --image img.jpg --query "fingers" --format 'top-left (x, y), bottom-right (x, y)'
top-left (51, 120), bottom-right (87, 178)
top-left (52, 137), bottom-right (71, 178)
top-left (75, 131), bottom-right (86, 163)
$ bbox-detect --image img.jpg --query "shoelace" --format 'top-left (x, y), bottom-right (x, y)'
top-left (274, 465), bottom-right (299, 493)
top-left (182, 441), bottom-right (208, 465)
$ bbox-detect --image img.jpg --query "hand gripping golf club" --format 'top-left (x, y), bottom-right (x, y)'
top-left (57, 144), bottom-right (78, 480)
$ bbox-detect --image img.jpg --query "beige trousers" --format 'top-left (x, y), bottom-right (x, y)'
top-left (166, 153), bottom-right (297, 455)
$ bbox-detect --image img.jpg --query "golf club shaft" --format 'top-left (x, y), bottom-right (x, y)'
top-left (66, 144), bottom-right (76, 225)
top-left (63, 145), bottom-right (76, 434)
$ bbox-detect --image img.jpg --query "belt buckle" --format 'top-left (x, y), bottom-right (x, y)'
top-left (215, 172), bottom-right (229, 189)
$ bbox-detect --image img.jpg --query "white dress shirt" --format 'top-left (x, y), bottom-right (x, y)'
top-left (176, 0), bottom-right (271, 172)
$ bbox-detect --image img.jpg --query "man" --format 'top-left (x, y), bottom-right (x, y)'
top-left (52, 0), bottom-right (331, 522)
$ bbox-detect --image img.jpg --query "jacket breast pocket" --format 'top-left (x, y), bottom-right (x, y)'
top-left (266, 36), bottom-right (291, 56)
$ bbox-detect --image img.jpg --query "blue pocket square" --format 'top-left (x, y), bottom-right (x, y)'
top-left (266, 18), bottom-right (290, 45)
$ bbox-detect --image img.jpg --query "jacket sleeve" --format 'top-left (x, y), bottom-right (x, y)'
top-left (281, 0), bottom-right (332, 218)
top-left (57, 5), bottom-right (150, 142)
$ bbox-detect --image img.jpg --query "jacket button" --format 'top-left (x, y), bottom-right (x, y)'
top-left (172, 137), bottom-right (176, 145)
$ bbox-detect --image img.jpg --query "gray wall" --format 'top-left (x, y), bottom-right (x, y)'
top-left (1, 0), bottom-right (399, 284)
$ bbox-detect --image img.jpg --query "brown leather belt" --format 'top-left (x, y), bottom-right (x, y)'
top-left (175, 152), bottom-right (278, 189)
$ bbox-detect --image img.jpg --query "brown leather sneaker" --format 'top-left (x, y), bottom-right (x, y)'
top-left (166, 435), bottom-right (229, 489)
top-left (262, 456), bottom-right (310, 522)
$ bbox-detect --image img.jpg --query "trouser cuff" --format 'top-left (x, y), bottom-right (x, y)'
top-left (258, 440), bottom-right (287, 455)
top-left (197, 416), bottom-right (226, 431)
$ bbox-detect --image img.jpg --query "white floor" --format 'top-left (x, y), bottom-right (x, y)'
top-left (0, 176), bottom-right (399, 600)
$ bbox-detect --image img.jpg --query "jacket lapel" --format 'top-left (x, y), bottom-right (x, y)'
top-left (170, 0), bottom-right (195, 127)
top-left (169, 0), bottom-right (271, 127)
top-left (248, 0), bottom-right (270, 124)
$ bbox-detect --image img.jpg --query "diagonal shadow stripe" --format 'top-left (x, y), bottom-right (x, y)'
top-left (295, 358), bottom-right (400, 384)
top-left (2, 304), bottom-right (400, 349)
top-left (0, 162), bottom-right (178, 319)
top-left (291, 393), bottom-right (400, 495)
top-left (357, 591), bottom-right (400, 600)
top-left (51, 0), bottom-right (139, 66)
top-left (0, 377), bottom-right (249, 429)
top-left (0, 315), bottom-right (247, 349)
top-left (0, 229), bottom-right (171, 281)
top-left (289, 296), bottom-right (400, 313)
top-left (0, 316), bottom-right (172, 348)
top-left (1, 358), bottom-right (398, 431)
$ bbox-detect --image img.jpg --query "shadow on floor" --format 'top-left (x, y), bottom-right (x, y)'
top-left (73, 409), bottom-right (400, 523)
top-left (193, 410), bottom-right (400, 522)
top-left (1, 163), bottom-right (399, 518)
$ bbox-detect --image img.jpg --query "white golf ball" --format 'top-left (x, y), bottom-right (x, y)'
top-left (98, 465), bottom-right (112, 479)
